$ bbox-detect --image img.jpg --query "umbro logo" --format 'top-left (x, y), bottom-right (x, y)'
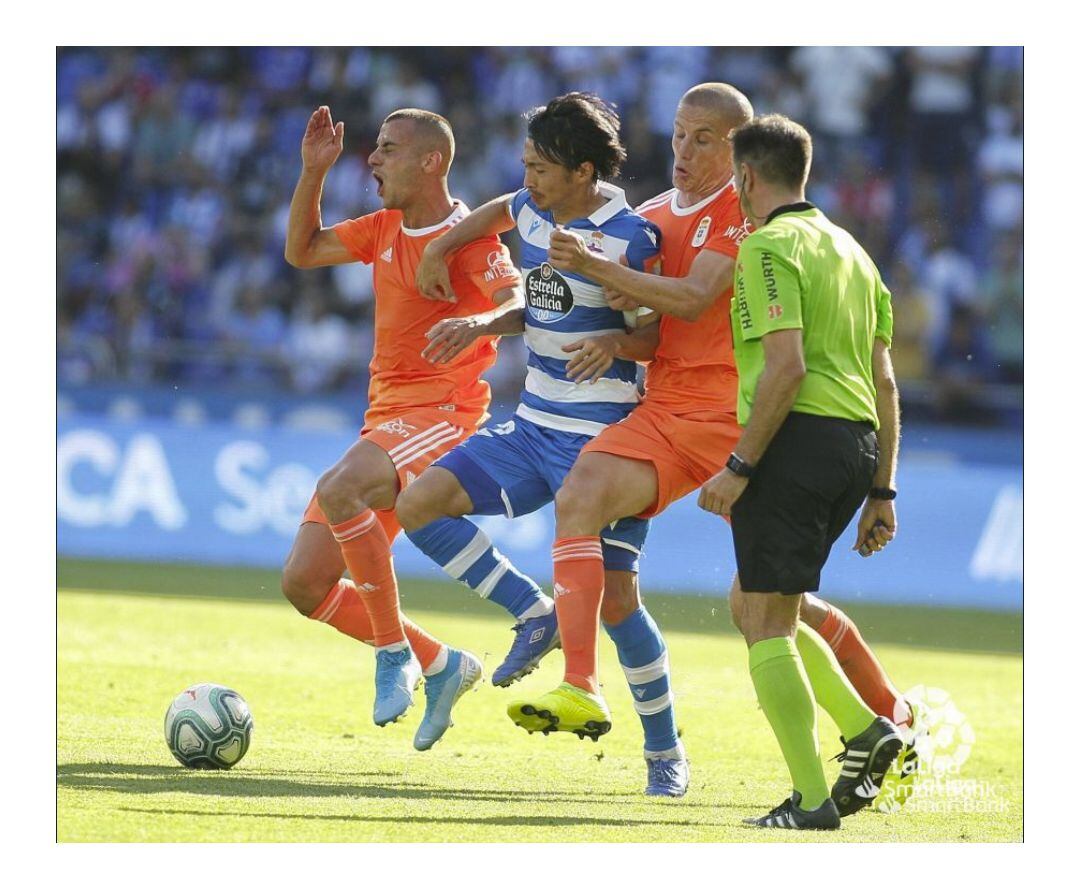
top-left (381, 247), bottom-right (393, 262)
top-left (357, 582), bottom-right (378, 593)
top-left (529, 628), bottom-right (546, 644)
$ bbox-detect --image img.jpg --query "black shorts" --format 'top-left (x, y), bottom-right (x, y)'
top-left (732, 411), bottom-right (878, 594)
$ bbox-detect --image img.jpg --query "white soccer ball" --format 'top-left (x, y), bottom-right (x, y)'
top-left (164, 683), bottom-right (253, 769)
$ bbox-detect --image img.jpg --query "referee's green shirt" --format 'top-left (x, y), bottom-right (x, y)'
top-left (730, 203), bottom-right (893, 428)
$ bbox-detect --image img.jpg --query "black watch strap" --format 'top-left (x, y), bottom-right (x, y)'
top-left (868, 487), bottom-right (897, 500)
top-left (726, 452), bottom-right (754, 478)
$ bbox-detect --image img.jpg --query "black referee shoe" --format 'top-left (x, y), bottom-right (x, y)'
top-left (831, 716), bottom-right (904, 817)
top-left (744, 792), bottom-right (841, 830)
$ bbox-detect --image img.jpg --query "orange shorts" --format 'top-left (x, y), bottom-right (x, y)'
top-left (582, 401), bottom-right (741, 518)
top-left (301, 407), bottom-right (473, 534)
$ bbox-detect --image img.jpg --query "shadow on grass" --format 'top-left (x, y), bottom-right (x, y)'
top-left (59, 762), bottom-right (711, 807)
top-left (58, 557), bottom-right (1022, 655)
top-left (115, 804), bottom-right (732, 830)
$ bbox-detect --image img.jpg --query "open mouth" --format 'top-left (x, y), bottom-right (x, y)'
top-left (373, 173), bottom-right (385, 196)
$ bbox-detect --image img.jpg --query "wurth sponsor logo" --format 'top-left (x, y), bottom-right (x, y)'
top-left (760, 251), bottom-right (779, 302)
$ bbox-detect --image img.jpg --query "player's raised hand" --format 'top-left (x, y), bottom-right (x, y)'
top-left (548, 228), bottom-right (594, 275)
top-left (302, 106), bottom-right (344, 174)
top-left (603, 255), bottom-right (639, 311)
top-left (853, 499), bottom-right (897, 557)
top-left (422, 316), bottom-right (482, 364)
top-left (562, 334), bottom-right (619, 384)
top-left (416, 246), bottom-right (458, 302)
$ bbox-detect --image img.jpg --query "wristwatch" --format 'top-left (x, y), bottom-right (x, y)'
top-left (726, 452), bottom-right (755, 479)
top-left (868, 487), bottom-right (897, 500)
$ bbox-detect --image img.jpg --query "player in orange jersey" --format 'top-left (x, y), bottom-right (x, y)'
top-left (510, 84), bottom-right (916, 797)
top-left (281, 106), bottom-right (523, 750)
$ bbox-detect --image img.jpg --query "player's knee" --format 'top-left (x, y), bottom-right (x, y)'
top-left (554, 480), bottom-right (604, 532)
top-left (280, 559), bottom-right (331, 616)
top-left (601, 573), bottom-right (641, 626)
top-left (397, 469), bottom-right (469, 532)
top-left (799, 593), bottom-right (829, 630)
top-left (316, 458), bottom-right (394, 520)
top-left (395, 478), bottom-right (440, 532)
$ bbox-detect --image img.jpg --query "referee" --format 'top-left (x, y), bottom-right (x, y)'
top-left (697, 115), bottom-right (903, 830)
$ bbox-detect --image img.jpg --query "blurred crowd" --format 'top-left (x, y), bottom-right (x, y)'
top-left (57, 47), bottom-right (1023, 424)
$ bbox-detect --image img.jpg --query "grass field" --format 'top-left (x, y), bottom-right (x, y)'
top-left (57, 558), bottom-right (1022, 842)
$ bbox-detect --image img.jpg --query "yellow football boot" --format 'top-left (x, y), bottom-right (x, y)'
top-left (507, 682), bottom-right (612, 741)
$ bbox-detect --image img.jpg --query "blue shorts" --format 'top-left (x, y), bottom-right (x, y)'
top-left (433, 415), bottom-right (649, 572)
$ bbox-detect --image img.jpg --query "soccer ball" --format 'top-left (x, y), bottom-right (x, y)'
top-left (164, 683), bottom-right (253, 769)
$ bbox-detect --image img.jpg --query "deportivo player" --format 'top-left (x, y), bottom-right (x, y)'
top-left (398, 94), bottom-right (665, 764)
top-left (281, 106), bottom-right (523, 750)
top-left (509, 84), bottom-right (919, 802)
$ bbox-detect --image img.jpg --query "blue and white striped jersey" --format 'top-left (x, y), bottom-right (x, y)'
top-left (509, 182), bottom-right (662, 437)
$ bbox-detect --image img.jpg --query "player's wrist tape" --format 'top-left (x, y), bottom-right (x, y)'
top-left (726, 452), bottom-right (755, 478)
top-left (868, 487), bottom-right (897, 500)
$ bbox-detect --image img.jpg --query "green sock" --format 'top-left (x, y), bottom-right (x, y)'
top-left (795, 623), bottom-right (877, 740)
top-left (748, 636), bottom-right (829, 809)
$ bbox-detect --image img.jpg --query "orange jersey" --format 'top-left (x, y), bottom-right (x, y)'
top-left (333, 202), bottom-right (519, 429)
top-left (637, 181), bottom-right (752, 414)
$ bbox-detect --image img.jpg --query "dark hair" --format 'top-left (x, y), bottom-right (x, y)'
top-left (525, 92), bottom-right (626, 180)
top-left (731, 114), bottom-right (813, 189)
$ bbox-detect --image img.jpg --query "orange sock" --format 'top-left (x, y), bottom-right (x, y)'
top-left (552, 536), bottom-right (605, 694)
top-left (330, 510), bottom-right (405, 648)
top-left (309, 579), bottom-right (446, 671)
top-left (818, 604), bottom-right (911, 726)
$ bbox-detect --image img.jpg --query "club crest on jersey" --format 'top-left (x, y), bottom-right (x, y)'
top-left (587, 231), bottom-right (605, 254)
top-left (692, 216), bottom-right (712, 248)
top-left (525, 262), bottom-right (573, 324)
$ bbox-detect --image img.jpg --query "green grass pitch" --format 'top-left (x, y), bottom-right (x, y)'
top-left (57, 558), bottom-right (1022, 842)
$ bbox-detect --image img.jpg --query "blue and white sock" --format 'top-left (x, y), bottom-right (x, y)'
top-left (407, 517), bottom-right (551, 619)
top-left (604, 606), bottom-right (682, 758)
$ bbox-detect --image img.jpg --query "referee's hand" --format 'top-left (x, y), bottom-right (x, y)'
top-left (697, 468), bottom-right (748, 517)
top-left (853, 499), bottom-right (897, 557)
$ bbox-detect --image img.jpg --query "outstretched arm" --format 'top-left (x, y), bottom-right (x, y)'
top-left (285, 106), bottom-right (354, 268)
top-left (548, 229), bottom-right (735, 321)
top-left (416, 194), bottom-right (516, 302)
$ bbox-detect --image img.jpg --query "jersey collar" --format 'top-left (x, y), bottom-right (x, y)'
top-left (764, 201), bottom-right (816, 225)
top-left (401, 200), bottom-right (468, 238)
top-left (669, 177), bottom-right (735, 217)
top-left (584, 182), bottom-right (628, 226)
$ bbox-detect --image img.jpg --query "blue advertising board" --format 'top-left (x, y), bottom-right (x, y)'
top-left (57, 416), bottom-right (1021, 611)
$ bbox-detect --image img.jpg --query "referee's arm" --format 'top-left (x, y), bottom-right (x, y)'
top-left (727, 329), bottom-right (806, 465)
top-left (852, 339), bottom-right (900, 555)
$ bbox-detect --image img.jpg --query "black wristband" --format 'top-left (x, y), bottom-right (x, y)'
top-left (726, 452), bottom-right (755, 478)
top-left (868, 487), bottom-right (897, 500)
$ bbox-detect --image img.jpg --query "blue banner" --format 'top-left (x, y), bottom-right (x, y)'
top-left (57, 416), bottom-right (1021, 611)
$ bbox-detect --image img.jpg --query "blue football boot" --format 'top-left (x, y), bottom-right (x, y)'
top-left (644, 755), bottom-right (690, 797)
top-left (372, 647), bottom-right (422, 726)
top-left (491, 609), bottom-right (560, 687)
top-left (413, 649), bottom-right (483, 751)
